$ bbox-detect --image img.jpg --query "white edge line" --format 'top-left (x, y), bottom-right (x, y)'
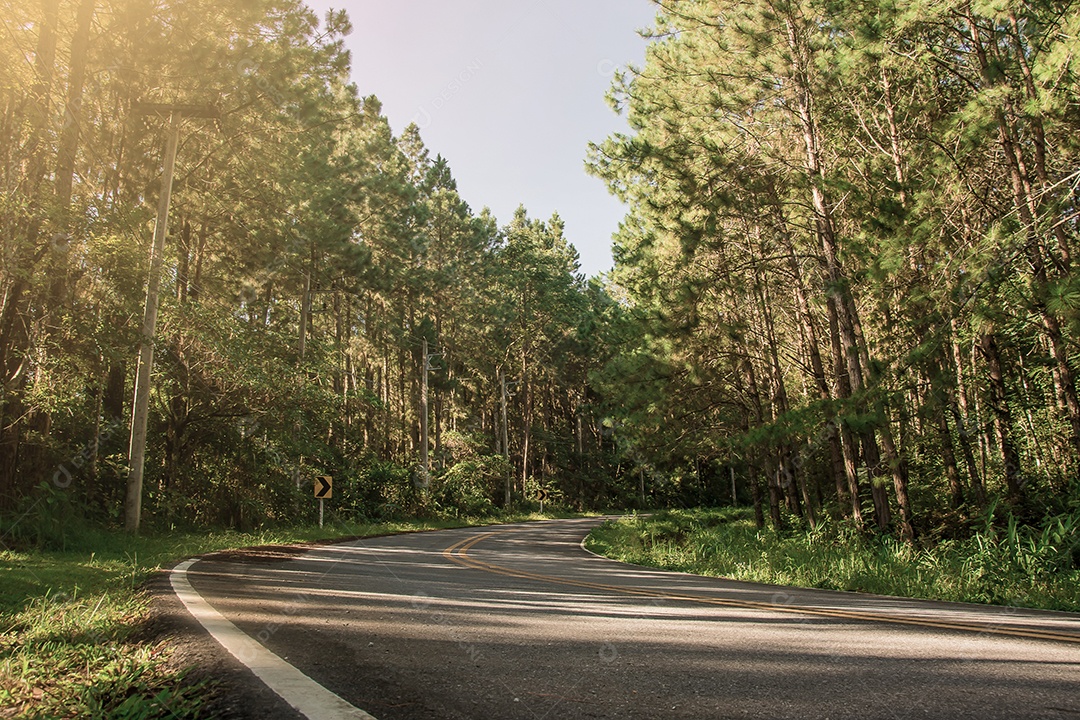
top-left (170, 558), bottom-right (377, 720)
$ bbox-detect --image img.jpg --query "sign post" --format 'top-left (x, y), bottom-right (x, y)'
top-left (314, 476), bottom-right (332, 528)
top-left (537, 488), bottom-right (550, 514)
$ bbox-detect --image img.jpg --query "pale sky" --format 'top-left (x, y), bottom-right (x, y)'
top-left (303, 0), bottom-right (656, 277)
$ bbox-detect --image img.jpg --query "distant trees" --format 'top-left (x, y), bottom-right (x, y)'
top-left (589, 0), bottom-right (1080, 534)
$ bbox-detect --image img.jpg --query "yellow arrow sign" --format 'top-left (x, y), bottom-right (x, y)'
top-left (314, 476), bottom-right (332, 499)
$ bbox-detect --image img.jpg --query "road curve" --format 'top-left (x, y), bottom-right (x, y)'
top-left (182, 517), bottom-right (1080, 720)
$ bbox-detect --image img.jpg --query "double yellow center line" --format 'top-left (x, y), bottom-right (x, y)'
top-left (443, 531), bottom-right (1080, 645)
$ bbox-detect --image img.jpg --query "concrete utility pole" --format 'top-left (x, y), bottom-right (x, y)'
top-left (294, 251), bottom-right (313, 491)
top-left (419, 337), bottom-right (430, 488)
top-left (125, 103), bottom-right (217, 533)
top-left (500, 369), bottom-right (510, 506)
top-left (299, 264), bottom-right (312, 361)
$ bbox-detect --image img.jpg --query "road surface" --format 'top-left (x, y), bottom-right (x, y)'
top-left (176, 517), bottom-right (1080, 719)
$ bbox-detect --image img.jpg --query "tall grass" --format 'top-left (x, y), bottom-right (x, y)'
top-left (585, 508), bottom-right (1080, 611)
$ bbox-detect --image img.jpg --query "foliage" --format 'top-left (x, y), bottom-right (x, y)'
top-left (587, 0), bottom-right (1080, 539)
top-left (0, 0), bottom-right (617, 530)
top-left (587, 508), bottom-right (1080, 611)
top-left (433, 455), bottom-right (509, 517)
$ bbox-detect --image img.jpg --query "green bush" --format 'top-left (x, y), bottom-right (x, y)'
top-left (350, 459), bottom-right (416, 518)
top-left (434, 455), bottom-right (510, 516)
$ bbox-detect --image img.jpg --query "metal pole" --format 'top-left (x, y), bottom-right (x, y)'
top-left (319, 498), bottom-right (324, 528)
top-left (125, 111), bottom-right (180, 533)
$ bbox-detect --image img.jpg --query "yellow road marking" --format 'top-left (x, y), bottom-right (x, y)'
top-left (441, 531), bottom-right (1080, 645)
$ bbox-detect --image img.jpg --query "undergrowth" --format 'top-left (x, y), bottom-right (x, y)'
top-left (585, 507), bottom-right (1080, 611)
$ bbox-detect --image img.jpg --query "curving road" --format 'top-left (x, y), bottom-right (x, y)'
top-left (178, 517), bottom-right (1080, 720)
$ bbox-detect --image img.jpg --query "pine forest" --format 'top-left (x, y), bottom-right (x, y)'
top-left (4, 0), bottom-right (1080, 547)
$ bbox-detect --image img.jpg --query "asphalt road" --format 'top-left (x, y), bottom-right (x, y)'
top-left (180, 517), bottom-right (1080, 720)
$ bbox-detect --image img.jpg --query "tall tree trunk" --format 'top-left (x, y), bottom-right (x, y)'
top-left (781, 235), bottom-right (846, 513)
top-left (786, 12), bottom-right (874, 528)
top-left (937, 405), bottom-right (965, 509)
top-left (950, 319), bottom-right (985, 505)
top-left (381, 349), bottom-right (391, 457)
top-left (364, 365), bottom-right (375, 449)
top-left (742, 354), bottom-right (782, 529)
top-left (748, 454), bottom-right (765, 530)
top-left (51, 0), bottom-right (96, 318)
top-left (752, 260), bottom-right (804, 520)
top-left (521, 351), bottom-right (531, 492)
top-left (767, 463), bottom-right (785, 530)
top-left (850, 301), bottom-right (913, 539)
top-left (828, 296), bottom-right (864, 525)
top-left (979, 331), bottom-right (1023, 501)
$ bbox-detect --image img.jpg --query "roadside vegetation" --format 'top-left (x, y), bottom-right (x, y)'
top-left (586, 508), bottom-right (1080, 613)
top-left (0, 510), bottom-right (576, 719)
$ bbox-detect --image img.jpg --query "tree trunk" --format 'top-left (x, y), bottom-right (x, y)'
top-left (51, 0), bottom-right (96, 317)
top-left (753, 261), bottom-right (804, 520)
top-left (828, 296), bottom-right (864, 525)
top-left (937, 406), bottom-right (965, 509)
top-left (742, 354), bottom-right (781, 529)
top-left (782, 236), bottom-right (846, 513)
top-left (979, 331), bottom-right (1023, 501)
top-left (950, 320), bottom-right (985, 505)
top-left (749, 457), bottom-right (765, 530)
top-left (786, 12), bottom-right (873, 527)
top-left (0, 0), bottom-right (61, 507)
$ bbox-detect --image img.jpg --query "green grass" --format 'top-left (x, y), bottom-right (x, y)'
top-left (585, 508), bottom-right (1080, 612)
top-left (0, 511), bottom-right (587, 719)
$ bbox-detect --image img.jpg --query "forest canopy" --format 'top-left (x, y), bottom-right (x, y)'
top-left (3, 0), bottom-right (1080, 542)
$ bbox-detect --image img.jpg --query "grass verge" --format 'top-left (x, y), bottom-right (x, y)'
top-left (0, 511), bottom-right (584, 719)
top-left (585, 508), bottom-right (1080, 612)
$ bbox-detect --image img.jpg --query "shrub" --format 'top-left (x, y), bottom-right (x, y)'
top-left (434, 455), bottom-right (510, 516)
